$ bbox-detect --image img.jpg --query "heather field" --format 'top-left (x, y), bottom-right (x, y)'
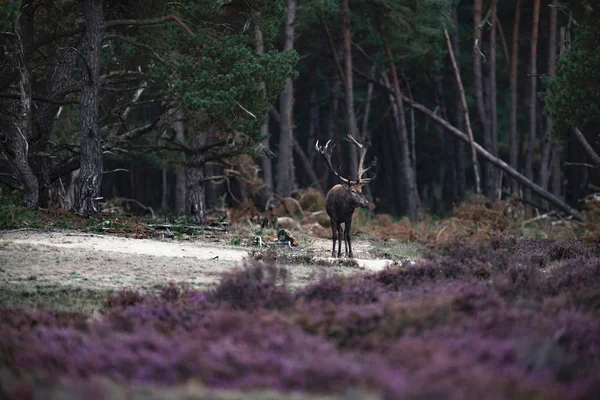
top-left (2, 233), bottom-right (600, 399)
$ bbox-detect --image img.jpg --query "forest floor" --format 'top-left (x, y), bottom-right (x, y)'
top-left (0, 228), bottom-right (418, 311)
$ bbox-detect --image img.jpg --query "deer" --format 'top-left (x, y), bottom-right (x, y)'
top-left (315, 134), bottom-right (377, 258)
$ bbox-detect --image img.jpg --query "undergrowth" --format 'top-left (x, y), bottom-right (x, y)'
top-left (1, 238), bottom-right (599, 399)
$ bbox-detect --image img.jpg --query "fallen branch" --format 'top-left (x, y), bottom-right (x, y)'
top-left (572, 127), bottom-right (600, 166)
top-left (523, 211), bottom-right (556, 225)
top-left (147, 223), bottom-right (228, 232)
top-left (403, 98), bottom-right (583, 221)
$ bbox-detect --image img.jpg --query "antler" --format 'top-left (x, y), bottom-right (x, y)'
top-left (314, 140), bottom-right (353, 184)
top-left (346, 134), bottom-right (377, 184)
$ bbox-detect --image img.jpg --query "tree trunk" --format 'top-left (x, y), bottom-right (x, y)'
top-left (341, 0), bottom-right (360, 180)
top-left (161, 168), bottom-right (168, 210)
top-left (255, 22), bottom-right (273, 198)
top-left (381, 72), bottom-right (410, 215)
top-left (276, 0), bottom-right (297, 197)
top-left (293, 138), bottom-right (322, 192)
top-left (451, 8), bottom-right (466, 201)
top-left (444, 28), bottom-right (481, 195)
top-left (540, 0), bottom-right (559, 208)
top-left (524, 0), bottom-right (541, 202)
top-left (75, 0), bottom-right (105, 216)
top-left (572, 127), bottom-right (600, 167)
top-left (186, 132), bottom-right (206, 224)
top-left (173, 118), bottom-right (187, 213)
top-left (308, 88), bottom-right (321, 166)
top-left (322, 76), bottom-right (341, 190)
top-left (382, 38), bottom-right (422, 221)
top-left (473, 0), bottom-right (495, 199)
top-left (34, 11), bottom-right (83, 207)
top-left (489, 2), bottom-right (499, 198)
top-left (509, 0), bottom-right (521, 193)
top-left (7, 19), bottom-right (39, 209)
top-left (550, 147), bottom-right (562, 197)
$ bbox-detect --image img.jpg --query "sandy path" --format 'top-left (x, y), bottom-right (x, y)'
top-left (0, 230), bottom-right (395, 292)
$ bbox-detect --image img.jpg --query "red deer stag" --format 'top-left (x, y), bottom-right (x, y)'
top-left (315, 134), bottom-right (377, 258)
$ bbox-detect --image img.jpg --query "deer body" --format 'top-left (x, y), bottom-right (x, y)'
top-left (325, 183), bottom-right (369, 258)
top-left (316, 135), bottom-right (377, 258)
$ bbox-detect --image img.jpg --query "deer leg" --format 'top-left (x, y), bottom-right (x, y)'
top-left (345, 219), bottom-right (353, 258)
top-left (343, 223), bottom-right (348, 256)
top-left (330, 219), bottom-right (337, 258)
top-left (337, 225), bottom-right (343, 257)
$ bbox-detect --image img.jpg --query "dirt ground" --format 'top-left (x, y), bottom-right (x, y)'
top-left (0, 229), bottom-right (406, 294)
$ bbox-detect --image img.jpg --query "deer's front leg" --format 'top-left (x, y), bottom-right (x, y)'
top-left (330, 219), bottom-right (337, 258)
top-left (345, 218), bottom-right (353, 258)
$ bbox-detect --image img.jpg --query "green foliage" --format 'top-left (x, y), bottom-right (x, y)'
top-left (543, 8), bottom-right (600, 135)
top-left (360, 0), bottom-right (454, 71)
top-left (0, 0), bottom-right (19, 31)
top-left (0, 188), bottom-right (38, 229)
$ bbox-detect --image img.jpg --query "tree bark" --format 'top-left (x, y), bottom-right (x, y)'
top-left (34, 11), bottom-right (83, 207)
top-left (308, 88), bottom-right (320, 166)
top-left (8, 20), bottom-right (39, 209)
top-left (186, 131), bottom-right (207, 224)
top-left (572, 127), bottom-right (600, 167)
top-left (75, 0), bottom-right (105, 216)
top-left (161, 168), bottom-right (168, 210)
top-left (322, 76), bottom-right (341, 190)
top-left (293, 138), bottom-right (322, 192)
top-left (173, 117), bottom-right (187, 213)
top-left (381, 72), bottom-right (410, 216)
top-left (524, 0), bottom-right (541, 202)
top-left (255, 23), bottom-right (273, 198)
top-left (540, 0), bottom-right (559, 208)
top-left (509, 0), bottom-right (521, 193)
top-left (276, 0), bottom-right (297, 197)
top-left (381, 37), bottom-right (422, 221)
top-left (489, 2), bottom-right (499, 197)
top-left (341, 0), bottom-right (360, 180)
top-left (444, 28), bottom-right (481, 195)
top-left (473, 0), bottom-right (495, 199)
top-left (451, 8), bottom-right (466, 201)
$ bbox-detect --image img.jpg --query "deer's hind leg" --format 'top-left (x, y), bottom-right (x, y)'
top-left (344, 219), bottom-right (353, 258)
top-left (330, 219), bottom-right (338, 258)
top-left (337, 224), bottom-right (343, 257)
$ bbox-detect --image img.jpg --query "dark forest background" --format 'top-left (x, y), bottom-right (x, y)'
top-left (1, 0), bottom-right (599, 223)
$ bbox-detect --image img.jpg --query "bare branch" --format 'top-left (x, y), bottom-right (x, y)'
top-left (444, 27), bottom-right (482, 194)
top-left (0, 92), bottom-right (79, 105)
top-left (572, 127), bottom-right (600, 166)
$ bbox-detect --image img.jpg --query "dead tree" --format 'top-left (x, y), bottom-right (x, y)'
top-left (315, 134), bottom-right (377, 258)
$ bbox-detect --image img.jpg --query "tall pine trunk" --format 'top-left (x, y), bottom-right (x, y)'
top-left (341, 0), bottom-right (360, 180)
top-left (524, 0), bottom-right (541, 203)
top-left (489, 2), bottom-right (499, 198)
top-left (185, 131), bottom-right (206, 224)
top-left (9, 18), bottom-right (39, 209)
top-left (76, 0), bottom-right (105, 216)
top-left (473, 0), bottom-right (494, 199)
top-left (540, 0), bottom-right (558, 208)
top-left (509, 0), bottom-right (521, 193)
top-left (255, 22), bottom-right (273, 199)
top-left (322, 77), bottom-right (341, 190)
top-left (451, 8), bottom-right (466, 202)
top-left (276, 0), bottom-right (297, 197)
top-left (173, 117), bottom-right (187, 213)
top-left (382, 40), bottom-right (422, 221)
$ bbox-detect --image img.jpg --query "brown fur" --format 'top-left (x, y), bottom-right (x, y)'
top-left (325, 183), bottom-right (368, 258)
